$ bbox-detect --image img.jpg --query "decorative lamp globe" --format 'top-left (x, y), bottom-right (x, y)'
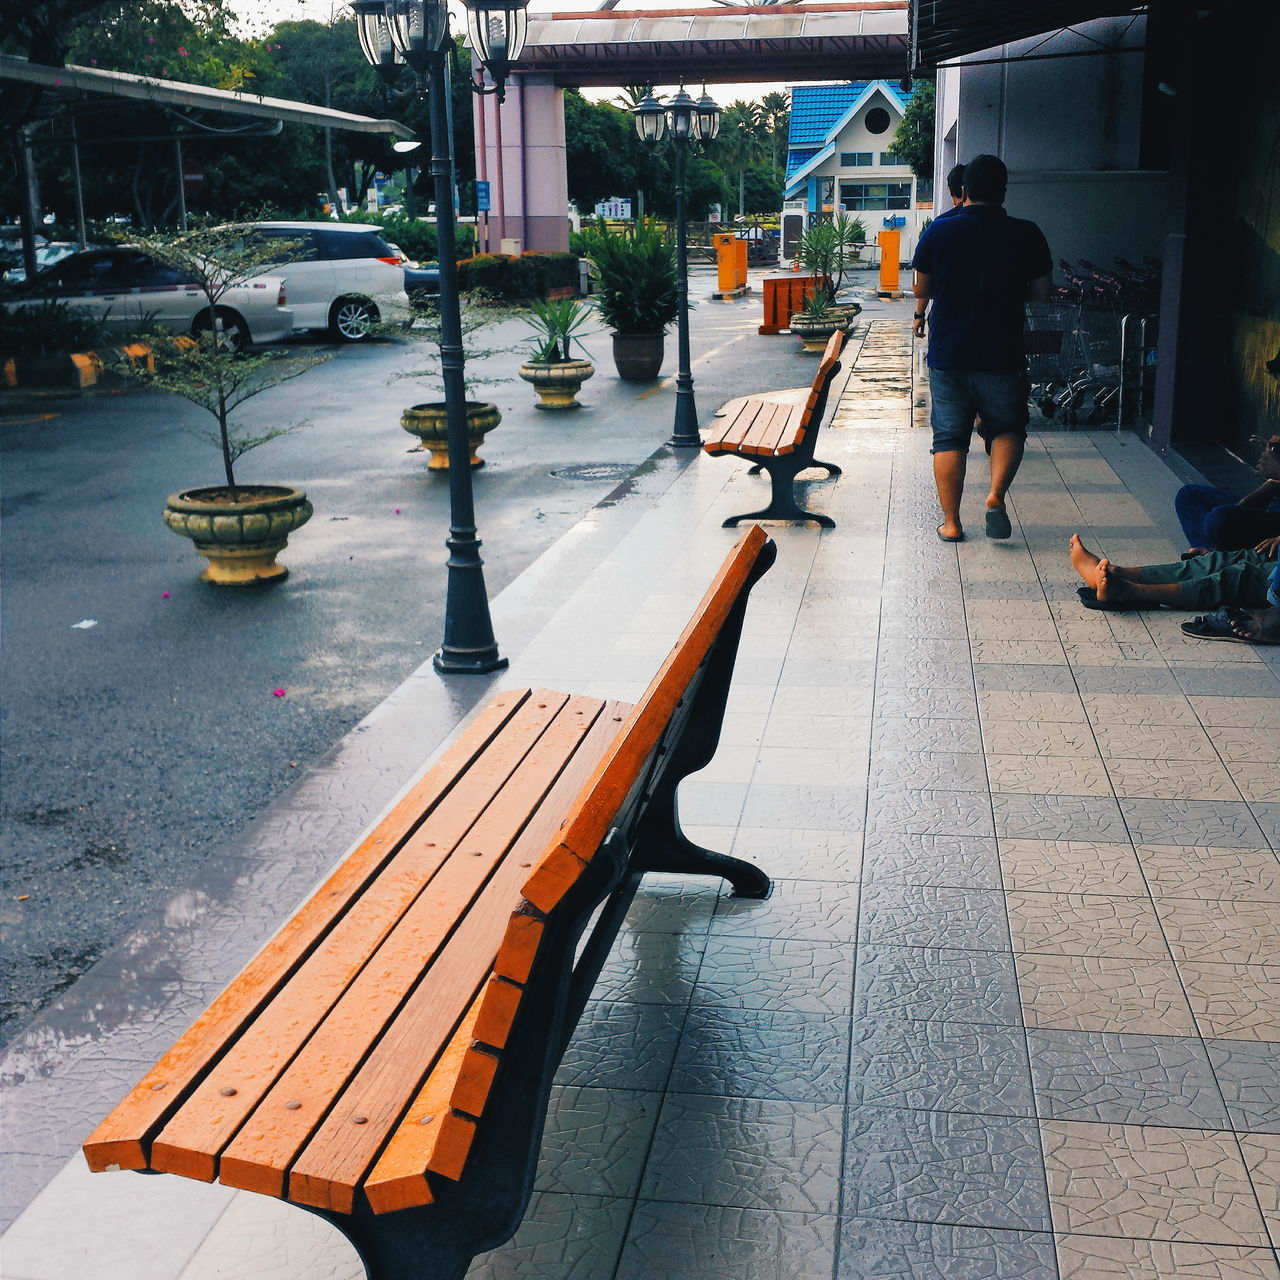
top-left (665, 86), bottom-right (696, 141)
top-left (693, 89), bottom-right (721, 142)
top-left (633, 90), bottom-right (666, 143)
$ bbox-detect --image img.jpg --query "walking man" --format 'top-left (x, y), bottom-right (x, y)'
top-left (911, 154), bottom-right (1053, 541)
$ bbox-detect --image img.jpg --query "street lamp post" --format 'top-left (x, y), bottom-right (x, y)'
top-left (352, 0), bottom-right (527, 675)
top-left (633, 86), bottom-right (720, 449)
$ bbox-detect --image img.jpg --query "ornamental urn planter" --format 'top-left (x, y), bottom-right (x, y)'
top-left (517, 358), bottom-right (595, 410)
top-left (401, 401), bottom-right (501, 470)
top-left (789, 312), bottom-right (848, 354)
top-left (610, 333), bottom-right (665, 381)
top-left (163, 485), bottom-right (313, 586)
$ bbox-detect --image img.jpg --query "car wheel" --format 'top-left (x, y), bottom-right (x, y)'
top-left (330, 296), bottom-right (378, 341)
top-left (192, 308), bottom-right (249, 352)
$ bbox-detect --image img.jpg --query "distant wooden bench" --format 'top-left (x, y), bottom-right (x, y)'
top-left (702, 328), bottom-right (847, 528)
top-left (83, 528), bottom-right (777, 1280)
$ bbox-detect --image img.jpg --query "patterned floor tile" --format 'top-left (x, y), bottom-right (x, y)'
top-left (843, 1106), bottom-right (1051, 1232)
top-left (1180, 961), bottom-right (1280, 1042)
top-left (1091, 720), bottom-right (1221, 760)
top-left (1006, 890), bottom-right (1169, 960)
top-left (857, 883), bottom-right (1011, 952)
top-left (753, 746), bottom-right (872, 788)
top-left (868, 749), bottom-right (989, 793)
top-left (731, 827), bottom-right (864, 882)
top-left (1154, 897), bottom-right (1280, 965)
top-left (1107, 756), bottom-right (1244, 801)
top-left (1190, 697), bottom-right (1280, 729)
top-left (671, 1006), bottom-right (851, 1104)
top-left (760, 714), bottom-right (873, 752)
top-left (593, 931), bottom-right (706, 1006)
top-left (865, 787), bottom-right (996, 839)
top-left (1041, 1120), bottom-right (1269, 1245)
top-left (1205, 1039), bottom-right (1280, 1133)
top-left (532, 1086), bottom-right (660, 1198)
top-left (1053, 1233), bottom-right (1280, 1279)
top-left (998, 839), bottom-right (1148, 896)
top-left (616, 1202), bottom-right (837, 1280)
top-left (1233, 766), bottom-right (1280, 803)
top-left (1207, 728), bottom-right (1280, 764)
top-left (854, 943), bottom-right (1023, 1026)
top-left (985, 754), bottom-right (1111, 797)
top-left (861, 833), bottom-right (1002, 890)
top-left (1136, 845), bottom-right (1280, 902)
top-left (1017, 952), bottom-right (1197, 1036)
top-left (739, 782), bottom-right (868, 832)
top-left (871, 717), bottom-right (984, 754)
top-left (641, 1094), bottom-right (844, 1214)
top-left (1080, 693), bottom-right (1199, 726)
top-left (1238, 1134), bottom-right (1280, 1249)
top-left (849, 1017), bottom-right (1034, 1117)
top-left (555, 1001), bottom-right (686, 1092)
top-left (1026, 1028), bottom-right (1228, 1129)
top-left (709, 877), bottom-right (859, 944)
top-left (695, 936), bottom-right (855, 1015)
top-left (873, 687), bottom-right (981, 721)
top-left (837, 1218), bottom-right (1058, 1279)
top-left (1120, 798), bottom-right (1269, 849)
top-left (980, 719), bottom-right (1103, 759)
top-left (624, 875), bottom-right (722, 934)
top-left (992, 793), bottom-right (1130, 843)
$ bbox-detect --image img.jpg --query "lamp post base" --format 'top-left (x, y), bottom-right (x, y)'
top-left (433, 647), bottom-right (509, 675)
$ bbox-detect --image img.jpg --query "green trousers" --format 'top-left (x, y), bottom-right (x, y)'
top-left (1139, 548), bottom-right (1276, 608)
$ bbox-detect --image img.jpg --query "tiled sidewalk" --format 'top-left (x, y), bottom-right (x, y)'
top-left (3, 319), bottom-right (1277, 1279)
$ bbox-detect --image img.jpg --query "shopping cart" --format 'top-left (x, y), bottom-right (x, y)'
top-left (1024, 302), bottom-right (1077, 419)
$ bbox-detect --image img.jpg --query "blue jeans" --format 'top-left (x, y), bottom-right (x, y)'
top-left (1174, 484), bottom-right (1280, 550)
top-left (929, 368), bottom-right (1029, 454)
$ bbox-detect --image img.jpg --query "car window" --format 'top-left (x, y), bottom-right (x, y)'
top-left (42, 252), bottom-right (132, 293)
top-left (252, 228), bottom-right (319, 264)
top-left (129, 254), bottom-right (192, 288)
top-left (318, 230), bottom-right (392, 260)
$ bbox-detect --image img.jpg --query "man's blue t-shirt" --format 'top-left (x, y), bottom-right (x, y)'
top-left (911, 205), bottom-right (1052, 372)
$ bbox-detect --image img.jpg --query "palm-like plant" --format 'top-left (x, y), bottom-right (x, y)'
top-left (522, 296), bottom-right (596, 363)
top-left (575, 219), bottom-right (677, 336)
top-left (717, 101), bottom-right (766, 218)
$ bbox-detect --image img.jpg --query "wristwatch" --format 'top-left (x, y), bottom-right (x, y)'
top-left (914, 311), bottom-right (927, 320)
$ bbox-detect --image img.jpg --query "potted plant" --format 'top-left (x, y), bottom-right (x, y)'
top-left (517, 296), bottom-right (596, 410)
top-left (789, 288), bottom-right (849, 353)
top-left (790, 216), bottom-right (861, 349)
top-left (575, 219), bottom-right (677, 381)
top-left (115, 222), bottom-right (318, 586)
top-left (393, 297), bottom-right (512, 469)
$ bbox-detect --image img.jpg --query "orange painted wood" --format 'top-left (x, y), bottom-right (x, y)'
top-left (82, 689), bottom-right (533, 1176)
top-left (524, 527), bottom-right (770, 916)
top-left (492, 908), bottom-right (544, 985)
top-left (702, 400), bottom-right (763, 454)
top-left (360, 984), bottom-right (487, 1214)
top-left (471, 975), bottom-right (524, 1050)
top-left (746, 404), bottom-right (803, 457)
top-left (214, 696), bottom-right (603, 1199)
top-left (278, 699), bottom-right (632, 1213)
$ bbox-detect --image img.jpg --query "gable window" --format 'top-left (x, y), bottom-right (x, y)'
top-left (839, 151), bottom-right (873, 168)
top-left (838, 181), bottom-right (912, 211)
top-left (864, 107), bottom-right (892, 135)
top-left (879, 151), bottom-right (900, 165)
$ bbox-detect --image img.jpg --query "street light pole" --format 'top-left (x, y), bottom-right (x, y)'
top-left (353, 0), bottom-right (529, 675)
top-left (634, 86), bottom-right (721, 451)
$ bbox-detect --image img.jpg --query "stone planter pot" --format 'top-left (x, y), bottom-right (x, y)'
top-left (401, 401), bottom-right (501, 470)
top-left (789, 313), bottom-right (848, 354)
top-left (518, 358), bottom-right (595, 410)
top-left (828, 302), bottom-right (862, 325)
top-left (611, 332), bottom-right (665, 381)
top-left (163, 484), bottom-right (313, 586)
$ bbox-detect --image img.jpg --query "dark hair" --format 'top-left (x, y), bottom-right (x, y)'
top-left (946, 164), bottom-right (965, 200)
top-left (963, 154), bottom-right (1008, 204)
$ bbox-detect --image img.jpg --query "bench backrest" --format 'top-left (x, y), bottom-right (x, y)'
top-left (798, 328), bottom-right (847, 432)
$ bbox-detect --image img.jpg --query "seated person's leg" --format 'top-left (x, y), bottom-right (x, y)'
top-left (1203, 504), bottom-right (1280, 552)
top-left (1174, 483), bottom-right (1239, 549)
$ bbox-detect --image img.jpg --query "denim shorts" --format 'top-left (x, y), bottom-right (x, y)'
top-left (929, 368), bottom-right (1030, 454)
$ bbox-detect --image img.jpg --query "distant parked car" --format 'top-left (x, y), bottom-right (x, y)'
top-left (403, 261), bottom-right (440, 310)
top-left (235, 221), bottom-right (409, 341)
top-left (0, 247), bottom-right (293, 348)
top-left (4, 241), bottom-right (101, 285)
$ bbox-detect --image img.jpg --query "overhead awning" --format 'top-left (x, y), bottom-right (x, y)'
top-left (0, 53), bottom-right (417, 140)
top-left (909, 0), bottom-right (1145, 72)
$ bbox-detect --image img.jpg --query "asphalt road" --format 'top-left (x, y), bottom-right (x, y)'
top-left (0, 270), bottom-right (817, 1045)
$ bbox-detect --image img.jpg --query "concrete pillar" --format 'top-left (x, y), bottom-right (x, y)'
top-left (475, 73), bottom-right (569, 253)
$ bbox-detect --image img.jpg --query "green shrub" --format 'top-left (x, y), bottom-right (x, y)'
top-left (574, 219), bottom-right (677, 335)
top-left (458, 252), bottom-right (580, 300)
top-left (0, 298), bottom-right (115, 356)
top-left (522, 251), bottom-right (580, 292)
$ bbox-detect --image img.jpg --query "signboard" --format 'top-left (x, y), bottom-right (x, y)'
top-left (594, 198), bottom-right (632, 220)
top-left (475, 180), bottom-right (491, 212)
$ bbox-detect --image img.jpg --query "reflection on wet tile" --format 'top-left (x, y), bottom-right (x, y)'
top-left (838, 1217), bottom-right (1057, 1279)
top-left (534, 1086), bottom-right (659, 1198)
top-left (710, 877), bottom-right (859, 944)
top-left (695, 936), bottom-right (854, 1015)
top-left (1042, 1120), bottom-right (1268, 1245)
top-left (556, 1001), bottom-right (686, 1092)
top-left (642, 1094), bottom-right (844, 1214)
top-left (593, 931), bottom-right (706, 1006)
top-left (1027, 1028), bottom-right (1227, 1128)
top-left (843, 1107), bottom-right (1050, 1232)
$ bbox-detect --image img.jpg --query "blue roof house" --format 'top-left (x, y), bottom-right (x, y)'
top-left (784, 80), bottom-right (931, 259)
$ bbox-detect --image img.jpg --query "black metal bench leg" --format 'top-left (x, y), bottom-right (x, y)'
top-left (747, 462), bottom-right (763, 475)
top-left (303, 1204), bottom-right (479, 1280)
top-left (638, 809), bottom-right (771, 899)
top-left (722, 460), bottom-right (836, 529)
top-left (810, 458), bottom-right (842, 477)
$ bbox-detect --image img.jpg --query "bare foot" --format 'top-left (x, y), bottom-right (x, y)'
top-left (1095, 559), bottom-right (1131, 603)
top-left (1069, 533), bottom-right (1101, 585)
top-left (1233, 604), bottom-right (1280, 644)
top-left (938, 521), bottom-right (964, 541)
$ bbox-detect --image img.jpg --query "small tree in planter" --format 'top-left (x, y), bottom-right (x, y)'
top-left (114, 221), bottom-right (321, 586)
top-left (517, 297), bottom-right (598, 410)
top-left (574, 219), bottom-right (677, 380)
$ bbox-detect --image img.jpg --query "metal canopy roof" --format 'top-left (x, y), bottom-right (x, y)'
top-left (519, 3), bottom-right (908, 86)
top-left (0, 53), bottom-right (417, 140)
top-left (908, 0), bottom-right (1145, 72)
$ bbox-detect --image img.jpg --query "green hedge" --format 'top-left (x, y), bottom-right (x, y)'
top-left (456, 251), bottom-right (580, 299)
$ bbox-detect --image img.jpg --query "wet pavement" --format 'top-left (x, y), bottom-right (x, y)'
top-left (3, 309), bottom-right (1279, 1279)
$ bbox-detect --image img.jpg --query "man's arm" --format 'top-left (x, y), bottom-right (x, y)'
top-left (1027, 273), bottom-right (1052, 302)
top-left (912, 271), bottom-right (932, 339)
top-left (1238, 479), bottom-right (1280, 508)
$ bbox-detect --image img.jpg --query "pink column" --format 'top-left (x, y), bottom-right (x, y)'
top-left (475, 73), bottom-right (569, 253)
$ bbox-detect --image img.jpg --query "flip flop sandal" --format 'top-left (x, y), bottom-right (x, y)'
top-left (1076, 586), bottom-right (1150, 612)
top-left (1181, 607), bottom-right (1273, 643)
top-left (985, 508), bottom-right (1013, 539)
top-left (936, 525), bottom-right (965, 542)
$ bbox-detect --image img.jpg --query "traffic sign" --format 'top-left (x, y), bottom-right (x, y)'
top-left (475, 180), bottom-right (491, 212)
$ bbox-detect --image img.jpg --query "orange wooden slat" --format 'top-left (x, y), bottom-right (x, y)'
top-left (524, 527), bottom-right (770, 914)
top-left (148, 692), bottom-right (572, 1183)
top-left (752, 404), bottom-right (805, 457)
top-left (290, 699), bottom-right (632, 1214)
top-left (702, 400), bottom-right (765, 454)
top-left (212, 696), bottom-right (604, 1199)
top-left (739, 402), bottom-right (788, 454)
top-left (82, 689), bottom-right (533, 1176)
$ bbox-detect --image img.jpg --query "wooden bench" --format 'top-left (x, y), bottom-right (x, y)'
top-left (82, 528), bottom-right (777, 1280)
top-left (702, 328), bottom-right (847, 528)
